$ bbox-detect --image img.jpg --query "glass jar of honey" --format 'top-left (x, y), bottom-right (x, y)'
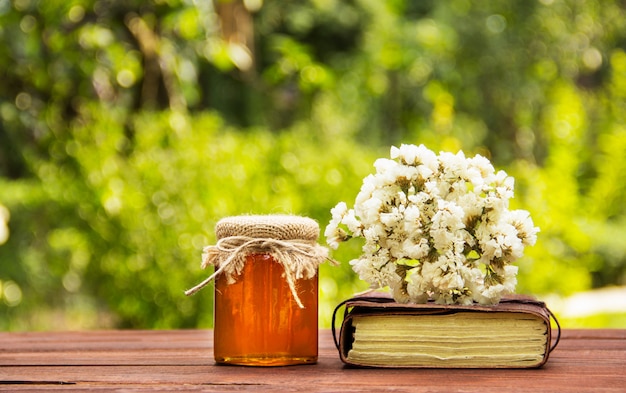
top-left (186, 215), bottom-right (329, 366)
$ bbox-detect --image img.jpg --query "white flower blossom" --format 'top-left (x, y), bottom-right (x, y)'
top-left (325, 144), bottom-right (539, 305)
top-left (507, 209), bottom-right (540, 246)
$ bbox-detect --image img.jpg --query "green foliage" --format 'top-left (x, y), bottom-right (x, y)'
top-left (1, 0), bottom-right (626, 329)
top-left (0, 104), bottom-right (376, 329)
top-left (556, 313), bottom-right (626, 329)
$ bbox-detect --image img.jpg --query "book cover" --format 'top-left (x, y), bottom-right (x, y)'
top-left (332, 294), bottom-right (561, 368)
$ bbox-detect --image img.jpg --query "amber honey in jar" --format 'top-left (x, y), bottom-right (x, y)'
top-left (214, 253), bottom-right (319, 365)
top-left (185, 215), bottom-right (329, 366)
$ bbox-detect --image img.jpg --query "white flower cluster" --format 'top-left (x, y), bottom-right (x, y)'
top-left (325, 144), bottom-right (539, 305)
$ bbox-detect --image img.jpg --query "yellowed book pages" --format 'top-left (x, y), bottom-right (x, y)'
top-left (347, 312), bottom-right (548, 368)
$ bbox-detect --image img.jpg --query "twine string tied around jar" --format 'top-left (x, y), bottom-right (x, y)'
top-left (184, 235), bottom-right (332, 308)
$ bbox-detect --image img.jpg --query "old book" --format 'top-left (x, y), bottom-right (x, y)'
top-left (332, 294), bottom-right (560, 368)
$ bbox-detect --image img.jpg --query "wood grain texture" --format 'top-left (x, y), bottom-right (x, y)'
top-left (1, 329), bottom-right (625, 392)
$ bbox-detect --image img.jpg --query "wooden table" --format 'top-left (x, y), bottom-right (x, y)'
top-left (1, 329), bottom-right (624, 392)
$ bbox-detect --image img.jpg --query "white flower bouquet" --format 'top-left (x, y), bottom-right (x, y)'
top-left (325, 144), bottom-right (539, 305)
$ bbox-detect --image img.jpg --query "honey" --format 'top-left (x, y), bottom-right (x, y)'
top-left (185, 215), bottom-right (329, 367)
top-left (213, 253), bottom-right (318, 366)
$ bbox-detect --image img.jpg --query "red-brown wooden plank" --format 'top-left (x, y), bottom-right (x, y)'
top-left (0, 329), bottom-right (624, 392)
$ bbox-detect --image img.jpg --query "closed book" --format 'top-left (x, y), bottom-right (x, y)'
top-left (332, 294), bottom-right (560, 368)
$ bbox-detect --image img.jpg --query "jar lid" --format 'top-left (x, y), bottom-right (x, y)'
top-left (215, 215), bottom-right (320, 242)
top-left (186, 214), bottom-right (334, 304)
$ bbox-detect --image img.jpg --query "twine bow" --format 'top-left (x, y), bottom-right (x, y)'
top-left (185, 236), bottom-right (332, 308)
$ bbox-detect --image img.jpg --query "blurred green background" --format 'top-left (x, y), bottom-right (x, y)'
top-left (1, 0), bottom-right (625, 330)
